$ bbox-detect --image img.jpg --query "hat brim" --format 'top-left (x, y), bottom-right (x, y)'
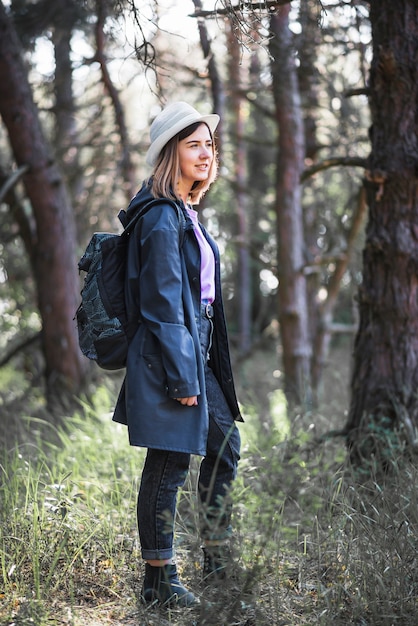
top-left (146, 112), bottom-right (220, 167)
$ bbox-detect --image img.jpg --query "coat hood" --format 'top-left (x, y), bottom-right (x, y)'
top-left (124, 180), bottom-right (155, 224)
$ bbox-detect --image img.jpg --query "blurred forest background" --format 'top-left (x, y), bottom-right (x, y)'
top-left (1, 1), bottom-right (418, 625)
top-left (0, 0), bottom-right (369, 429)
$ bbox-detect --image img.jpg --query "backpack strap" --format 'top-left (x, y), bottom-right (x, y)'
top-left (119, 198), bottom-right (186, 245)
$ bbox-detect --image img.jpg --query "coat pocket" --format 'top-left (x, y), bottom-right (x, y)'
top-left (142, 354), bottom-right (169, 396)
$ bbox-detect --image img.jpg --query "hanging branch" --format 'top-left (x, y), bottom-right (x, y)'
top-left (123, 0), bottom-right (157, 68)
top-left (95, 0), bottom-right (136, 200)
top-left (0, 164), bottom-right (29, 204)
top-left (189, 1), bottom-right (288, 19)
top-left (309, 185), bottom-right (367, 393)
top-left (301, 156), bottom-right (367, 182)
top-left (190, 0), bottom-right (285, 52)
top-left (0, 332), bottom-right (42, 368)
top-left (189, 1), bottom-right (329, 53)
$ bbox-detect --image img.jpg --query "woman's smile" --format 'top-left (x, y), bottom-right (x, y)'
top-left (177, 124), bottom-right (214, 201)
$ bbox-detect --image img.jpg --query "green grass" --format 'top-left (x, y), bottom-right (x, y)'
top-left (2, 379), bottom-right (418, 625)
top-left (0, 388), bottom-right (142, 625)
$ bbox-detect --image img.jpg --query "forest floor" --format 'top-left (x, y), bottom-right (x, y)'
top-left (8, 337), bottom-right (412, 626)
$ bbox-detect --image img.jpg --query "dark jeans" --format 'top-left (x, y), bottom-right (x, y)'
top-left (137, 310), bottom-right (241, 561)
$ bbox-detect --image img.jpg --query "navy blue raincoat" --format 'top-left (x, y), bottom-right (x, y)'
top-left (113, 183), bottom-right (242, 455)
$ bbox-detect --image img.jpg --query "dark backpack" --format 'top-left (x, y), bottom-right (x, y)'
top-left (75, 198), bottom-right (184, 370)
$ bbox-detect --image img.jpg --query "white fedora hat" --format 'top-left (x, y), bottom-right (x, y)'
top-left (145, 101), bottom-right (220, 167)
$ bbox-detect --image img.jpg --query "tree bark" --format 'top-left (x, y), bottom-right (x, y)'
top-left (51, 0), bottom-right (82, 204)
top-left (346, 0), bottom-right (418, 461)
top-left (0, 1), bottom-right (86, 404)
top-left (297, 0), bottom-right (322, 400)
top-left (192, 0), bottom-right (225, 154)
top-left (297, 0), bottom-right (321, 163)
top-left (269, 7), bottom-right (312, 409)
top-left (226, 21), bottom-right (252, 355)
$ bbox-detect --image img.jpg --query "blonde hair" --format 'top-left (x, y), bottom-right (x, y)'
top-left (151, 122), bottom-right (218, 205)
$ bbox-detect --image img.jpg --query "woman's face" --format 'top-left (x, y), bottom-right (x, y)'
top-left (177, 123), bottom-right (214, 191)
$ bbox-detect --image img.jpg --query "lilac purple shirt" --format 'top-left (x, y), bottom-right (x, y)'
top-left (186, 207), bottom-right (215, 303)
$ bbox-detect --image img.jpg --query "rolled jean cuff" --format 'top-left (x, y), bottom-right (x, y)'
top-left (141, 548), bottom-right (174, 561)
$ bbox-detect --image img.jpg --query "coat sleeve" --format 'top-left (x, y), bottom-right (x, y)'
top-left (136, 202), bottom-right (200, 399)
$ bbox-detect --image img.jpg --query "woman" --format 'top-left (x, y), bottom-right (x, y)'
top-left (113, 101), bottom-right (242, 608)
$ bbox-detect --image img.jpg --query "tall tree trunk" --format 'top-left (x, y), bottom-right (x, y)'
top-left (192, 0), bottom-right (225, 152)
top-left (269, 7), bottom-right (312, 409)
top-left (51, 0), bottom-right (82, 204)
top-left (297, 0), bottom-right (322, 400)
top-left (297, 0), bottom-right (321, 164)
top-left (346, 0), bottom-right (418, 462)
top-left (226, 22), bottom-right (251, 355)
top-left (247, 41), bottom-right (276, 337)
top-left (0, 1), bottom-right (86, 406)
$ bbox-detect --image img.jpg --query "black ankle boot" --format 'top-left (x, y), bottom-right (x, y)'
top-left (202, 545), bottom-right (230, 581)
top-left (141, 563), bottom-right (199, 607)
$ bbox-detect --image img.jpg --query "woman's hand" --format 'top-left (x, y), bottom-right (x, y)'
top-left (175, 396), bottom-right (198, 406)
